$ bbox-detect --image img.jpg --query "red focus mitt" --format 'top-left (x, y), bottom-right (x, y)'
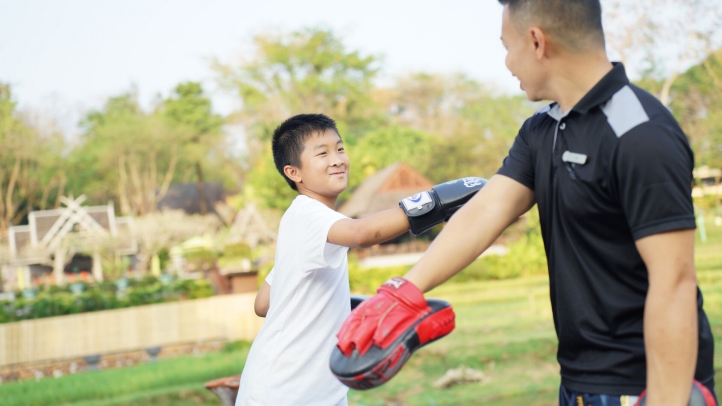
top-left (635, 380), bottom-right (717, 406)
top-left (330, 277), bottom-right (455, 390)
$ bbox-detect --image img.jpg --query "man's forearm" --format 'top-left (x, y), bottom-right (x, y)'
top-left (404, 175), bottom-right (535, 292)
top-left (644, 277), bottom-right (698, 405)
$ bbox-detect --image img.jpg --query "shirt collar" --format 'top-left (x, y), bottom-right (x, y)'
top-left (572, 62), bottom-right (630, 114)
top-left (546, 62), bottom-right (630, 120)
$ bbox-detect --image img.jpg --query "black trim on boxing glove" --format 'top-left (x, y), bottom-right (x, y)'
top-left (399, 177), bottom-right (487, 236)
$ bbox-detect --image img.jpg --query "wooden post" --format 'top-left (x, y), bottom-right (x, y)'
top-left (92, 252), bottom-right (103, 282)
top-left (714, 176), bottom-right (722, 216)
top-left (53, 248), bottom-right (65, 285)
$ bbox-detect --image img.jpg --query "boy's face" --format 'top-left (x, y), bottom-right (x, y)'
top-left (293, 128), bottom-right (349, 197)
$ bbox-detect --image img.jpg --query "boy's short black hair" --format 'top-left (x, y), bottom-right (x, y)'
top-left (498, 0), bottom-right (605, 52)
top-left (271, 114), bottom-right (340, 191)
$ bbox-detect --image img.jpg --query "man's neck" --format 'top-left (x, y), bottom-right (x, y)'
top-left (548, 52), bottom-right (613, 113)
top-left (298, 187), bottom-right (338, 210)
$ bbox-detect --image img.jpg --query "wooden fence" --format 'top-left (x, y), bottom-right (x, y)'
top-left (0, 293), bottom-right (264, 367)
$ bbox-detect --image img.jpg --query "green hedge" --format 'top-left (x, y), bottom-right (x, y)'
top-left (0, 276), bottom-right (214, 324)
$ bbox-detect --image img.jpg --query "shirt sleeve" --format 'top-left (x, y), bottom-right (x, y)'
top-left (497, 119), bottom-right (535, 190)
top-left (612, 123), bottom-right (696, 241)
top-left (265, 267), bottom-right (274, 286)
top-left (295, 199), bottom-right (350, 271)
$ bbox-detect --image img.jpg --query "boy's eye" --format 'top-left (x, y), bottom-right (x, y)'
top-left (338, 147), bottom-right (345, 152)
top-left (317, 152), bottom-right (327, 156)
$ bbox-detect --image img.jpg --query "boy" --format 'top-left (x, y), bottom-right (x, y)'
top-left (237, 114), bottom-right (482, 405)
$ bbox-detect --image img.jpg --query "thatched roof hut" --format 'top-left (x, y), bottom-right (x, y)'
top-left (339, 162), bottom-right (434, 218)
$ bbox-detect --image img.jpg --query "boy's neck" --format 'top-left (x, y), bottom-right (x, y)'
top-left (298, 188), bottom-right (339, 210)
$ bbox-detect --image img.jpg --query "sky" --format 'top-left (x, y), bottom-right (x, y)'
top-left (0, 0), bottom-right (519, 136)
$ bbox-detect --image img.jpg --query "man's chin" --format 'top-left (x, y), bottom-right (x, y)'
top-left (525, 92), bottom-right (544, 102)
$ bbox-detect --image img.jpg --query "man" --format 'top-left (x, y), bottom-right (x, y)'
top-left (336, 0), bottom-right (716, 404)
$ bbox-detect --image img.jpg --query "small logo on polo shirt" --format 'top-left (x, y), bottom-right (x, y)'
top-left (562, 151), bottom-right (587, 165)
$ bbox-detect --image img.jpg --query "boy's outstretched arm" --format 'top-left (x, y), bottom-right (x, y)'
top-left (328, 176), bottom-right (487, 248)
top-left (405, 175), bottom-right (535, 292)
top-left (328, 208), bottom-right (410, 249)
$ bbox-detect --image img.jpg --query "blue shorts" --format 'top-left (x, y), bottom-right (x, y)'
top-left (559, 385), bottom-right (719, 406)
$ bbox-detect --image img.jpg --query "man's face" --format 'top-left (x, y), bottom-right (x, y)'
top-left (296, 128), bottom-right (350, 196)
top-left (501, 6), bottom-right (546, 101)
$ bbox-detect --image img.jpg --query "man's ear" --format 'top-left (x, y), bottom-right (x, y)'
top-left (284, 165), bottom-right (302, 185)
top-left (529, 26), bottom-right (548, 60)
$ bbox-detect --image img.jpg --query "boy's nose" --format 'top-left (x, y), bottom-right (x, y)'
top-left (330, 154), bottom-right (344, 167)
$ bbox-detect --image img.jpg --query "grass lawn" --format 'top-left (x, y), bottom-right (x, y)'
top-left (2, 219), bottom-right (721, 406)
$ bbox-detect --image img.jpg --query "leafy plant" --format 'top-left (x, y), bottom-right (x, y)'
top-left (0, 276), bottom-right (214, 323)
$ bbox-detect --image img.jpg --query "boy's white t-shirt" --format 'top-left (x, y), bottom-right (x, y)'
top-left (237, 195), bottom-right (351, 406)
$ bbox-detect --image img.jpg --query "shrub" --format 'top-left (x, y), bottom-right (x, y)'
top-left (0, 276), bottom-right (215, 324)
top-left (347, 256), bottom-right (411, 295)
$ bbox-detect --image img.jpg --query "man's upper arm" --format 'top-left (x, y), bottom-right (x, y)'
top-left (470, 174), bottom-right (536, 223)
top-left (497, 119), bottom-right (536, 192)
top-left (612, 124), bottom-right (696, 240)
top-left (636, 230), bottom-right (696, 285)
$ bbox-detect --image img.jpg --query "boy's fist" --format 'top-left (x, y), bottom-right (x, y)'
top-left (400, 177), bottom-right (487, 235)
top-left (330, 278), bottom-right (455, 390)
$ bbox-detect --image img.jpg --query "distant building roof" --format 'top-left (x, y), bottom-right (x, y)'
top-left (157, 183), bottom-right (225, 215)
top-left (338, 162), bottom-right (434, 218)
top-left (8, 195), bottom-right (136, 261)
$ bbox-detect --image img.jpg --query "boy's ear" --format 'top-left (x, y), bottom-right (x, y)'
top-left (284, 165), bottom-right (302, 185)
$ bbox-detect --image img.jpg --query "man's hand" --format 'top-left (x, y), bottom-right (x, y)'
top-left (404, 174), bottom-right (535, 292)
top-left (636, 229), bottom-right (699, 405)
top-left (332, 277), bottom-right (455, 389)
top-left (635, 380), bottom-right (717, 405)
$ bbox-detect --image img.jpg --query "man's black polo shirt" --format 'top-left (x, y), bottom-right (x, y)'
top-left (497, 63), bottom-right (715, 394)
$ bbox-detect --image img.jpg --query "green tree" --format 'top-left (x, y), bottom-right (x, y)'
top-left (215, 27), bottom-right (383, 142)
top-left (667, 50), bottom-right (722, 168)
top-left (163, 82), bottom-right (225, 214)
top-left (0, 83), bottom-right (67, 232)
top-left (603, 0), bottom-right (722, 106)
top-left (386, 72), bottom-right (535, 180)
top-left (346, 126), bottom-right (438, 187)
top-left (71, 91), bottom-right (191, 215)
top-left (216, 27), bottom-right (385, 210)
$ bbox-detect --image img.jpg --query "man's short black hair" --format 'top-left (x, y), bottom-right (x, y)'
top-left (271, 114), bottom-right (340, 191)
top-left (498, 0), bottom-right (605, 52)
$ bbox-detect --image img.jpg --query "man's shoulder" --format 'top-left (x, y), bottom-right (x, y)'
top-left (625, 84), bottom-right (680, 127)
